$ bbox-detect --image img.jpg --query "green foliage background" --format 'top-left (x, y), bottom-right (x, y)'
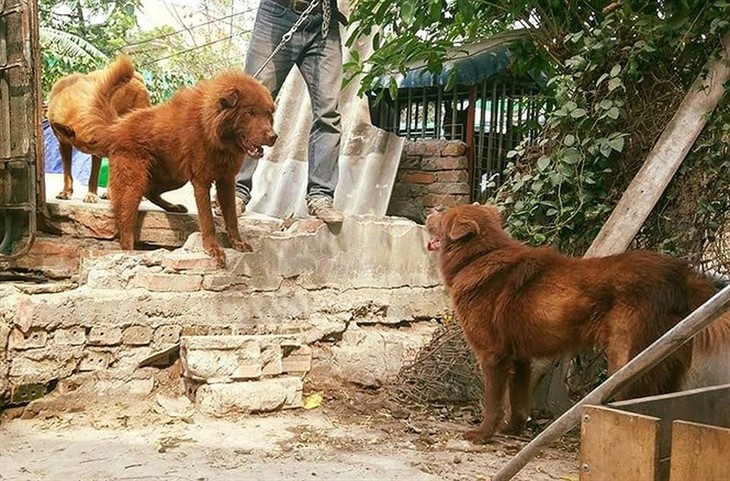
top-left (349, 0), bottom-right (730, 271)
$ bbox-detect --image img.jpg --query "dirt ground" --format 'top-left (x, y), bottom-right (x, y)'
top-left (0, 380), bottom-right (578, 481)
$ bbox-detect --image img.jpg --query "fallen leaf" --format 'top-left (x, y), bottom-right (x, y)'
top-left (303, 393), bottom-right (323, 410)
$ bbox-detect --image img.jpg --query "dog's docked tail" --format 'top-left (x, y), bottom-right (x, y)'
top-left (81, 54), bottom-right (136, 151)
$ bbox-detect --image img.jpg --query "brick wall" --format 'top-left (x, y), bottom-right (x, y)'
top-left (387, 140), bottom-right (471, 223)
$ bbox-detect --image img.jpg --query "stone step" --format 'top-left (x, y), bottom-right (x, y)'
top-left (180, 335), bottom-right (311, 383)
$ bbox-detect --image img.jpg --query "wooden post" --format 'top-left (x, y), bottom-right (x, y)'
top-left (491, 285), bottom-right (730, 481)
top-left (584, 33), bottom-right (730, 258)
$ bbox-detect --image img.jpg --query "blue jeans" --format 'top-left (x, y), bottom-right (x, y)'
top-left (236, 0), bottom-right (342, 202)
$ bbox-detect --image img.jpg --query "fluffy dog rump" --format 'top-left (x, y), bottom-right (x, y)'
top-left (46, 56), bottom-right (150, 202)
top-left (425, 203), bottom-right (730, 443)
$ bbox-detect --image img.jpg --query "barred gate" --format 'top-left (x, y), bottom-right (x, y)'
top-left (370, 76), bottom-right (543, 203)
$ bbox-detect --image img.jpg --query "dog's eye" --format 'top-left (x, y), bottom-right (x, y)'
top-left (245, 110), bottom-right (255, 117)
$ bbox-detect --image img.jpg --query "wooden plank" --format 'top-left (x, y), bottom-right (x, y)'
top-left (580, 405), bottom-right (660, 481)
top-left (609, 384), bottom-right (730, 480)
top-left (584, 33), bottom-right (730, 258)
top-left (491, 286), bottom-right (730, 481)
top-left (669, 420), bottom-right (730, 481)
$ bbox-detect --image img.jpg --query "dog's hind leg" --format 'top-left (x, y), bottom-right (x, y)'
top-left (465, 351), bottom-right (510, 444)
top-left (109, 154), bottom-right (147, 251)
top-left (145, 192), bottom-right (188, 213)
top-left (504, 358), bottom-right (531, 435)
top-left (56, 141), bottom-right (74, 200)
top-left (83, 155), bottom-right (102, 203)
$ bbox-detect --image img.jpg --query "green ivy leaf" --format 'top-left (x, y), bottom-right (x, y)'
top-left (606, 106), bottom-right (620, 119)
top-left (563, 148), bottom-right (582, 164)
top-left (609, 136), bottom-right (625, 152)
top-left (610, 64), bottom-right (622, 77)
top-left (608, 77), bottom-right (622, 92)
top-left (564, 134), bottom-right (576, 146)
top-left (571, 108), bottom-right (587, 118)
top-left (537, 156), bottom-right (551, 171)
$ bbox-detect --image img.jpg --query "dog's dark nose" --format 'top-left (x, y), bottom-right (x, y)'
top-left (266, 132), bottom-right (278, 145)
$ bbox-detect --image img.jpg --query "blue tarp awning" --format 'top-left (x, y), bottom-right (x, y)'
top-left (378, 30), bottom-right (537, 89)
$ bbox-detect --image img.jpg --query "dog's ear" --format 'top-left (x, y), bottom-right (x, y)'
top-left (51, 122), bottom-right (75, 139)
top-left (448, 218), bottom-right (479, 241)
top-left (219, 89), bottom-right (240, 109)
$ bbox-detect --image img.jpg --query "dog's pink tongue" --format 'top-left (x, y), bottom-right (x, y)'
top-left (427, 237), bottom-right (441, 251)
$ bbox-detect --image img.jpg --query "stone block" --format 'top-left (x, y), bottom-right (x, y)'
top-left (8, 328), bottom-right (47, 350)
top-left (161, 251), bottom-right (219, 271)
top-left (88, 326), bottom-right (123, 346)
top-left (134, 273), bottom-right (203, 292)
top-left (281, 344), bottom-right (312, 374)
top-left (195, 376), bottom-right (303, 416)
top-left (54, 326), bottom-right (86, 346)
top-left (78, 349), bottom-right (114, 371)
top-left (180, 335), bottom-right (297, 383)
top-left (122, 325), bottom-right (153, 346)
top-left (153, 325), bottom-right (182, 346)
top-left (422, 193), bottom-right (470, 208)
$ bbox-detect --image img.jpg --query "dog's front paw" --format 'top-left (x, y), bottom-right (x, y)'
top-left (83, 192), bottom-right (99, 203)
top-left (463, 428), bottom-right (494, 445)
top-left (205, 245), bottom-right (226, 267)
top-left (231, 239), bottom-right (252, 252)
top-left (166, 204), bottom-right (188, 213)
top-left (56, 190), bottom-right (72, 200)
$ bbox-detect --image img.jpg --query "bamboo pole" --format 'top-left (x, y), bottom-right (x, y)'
top-left (584, 33), bottom-right (730, 258)
top-left (491, 285), bottom-right (730, 481)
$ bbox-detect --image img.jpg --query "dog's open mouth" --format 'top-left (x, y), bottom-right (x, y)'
top-left (240, 138), bottom-right (264, 158)
top-left (427, 236), bottom-right (442, 251)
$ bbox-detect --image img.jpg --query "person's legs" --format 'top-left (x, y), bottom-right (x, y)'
top-left (235, 0), bottom-right (300, 204)
top-left (298, 15), bottom-right (343, 222)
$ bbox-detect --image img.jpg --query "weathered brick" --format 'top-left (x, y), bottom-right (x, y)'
top-left (422, 155), bottom-right (468, 171)
top-left (134, 273), bottom-right (203, 292)
top-left (153, 325), bottom-right (182, 346)
top-left (161, 251), bottom-right (219, 271)
top-left (88, 326), bottom-right (123, 346)
top-left (78, 349), bottom-right (114, 371)
top-left (122, 325), bottom-right (153, 346)
top-left (423, 193), bottom-right (470, 208)
top-left (441, 141), bottom-right (466, 156)
top-left (399, 170), bottom-right (436, 185)
top-left (399, 155), bottom-right (421, 169)
top-left (54, 326), bottom-right (86, 346)
top-left (195, 376), bottom-right (303, 416)
top-left (428, 181), bottom-right (471, 195)
top-left (9, 328), bottom-right (47, 350)
top-left (435, 170), bottom-right (470, 183)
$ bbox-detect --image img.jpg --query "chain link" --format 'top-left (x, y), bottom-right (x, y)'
top-left (252, 0), bottom-right (321, 80)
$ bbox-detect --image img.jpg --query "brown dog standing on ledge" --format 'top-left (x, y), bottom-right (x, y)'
top-left (425, 203), bottom-right (730, 443)
top-left (47, 56), bottom-right (150, 203)
top-left (85, 55), bottom-right (277, 266)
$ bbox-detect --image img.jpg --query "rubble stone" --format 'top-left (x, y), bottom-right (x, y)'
top-left (195, 376), bottom-right (303, 416)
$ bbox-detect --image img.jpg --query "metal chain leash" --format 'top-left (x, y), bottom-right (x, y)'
top-left (252, 0), bottom-right (322, 79)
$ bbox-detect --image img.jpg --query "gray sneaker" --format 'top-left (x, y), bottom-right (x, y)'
top-left (307, 197), bottom-right (344, 224)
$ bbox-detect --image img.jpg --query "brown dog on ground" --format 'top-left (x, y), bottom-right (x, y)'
top-left (86, 55), bottom-right (277, 265)
top-left (425, 203), bottom-right (730, 444)
top-left (47, 56), bottom-right (151, 203)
